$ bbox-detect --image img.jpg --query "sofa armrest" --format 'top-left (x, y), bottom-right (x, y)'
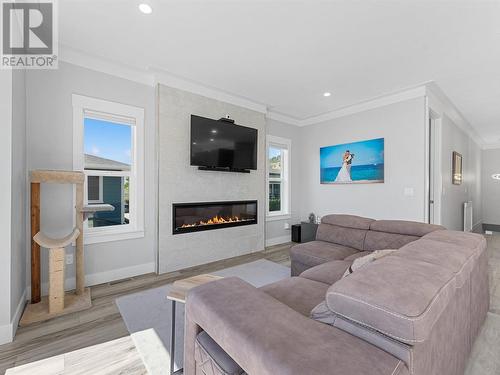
top-left (184, 277), bottom-right (408, 375)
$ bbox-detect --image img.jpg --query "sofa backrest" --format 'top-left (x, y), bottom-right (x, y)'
top-left (316, 215), bottom-right (374, 251)
top-left (364, 220), bottom-right (443, 251)
top-left (317, 214), bottom-right (445, 251)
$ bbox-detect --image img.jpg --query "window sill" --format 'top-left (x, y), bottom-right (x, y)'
top-left (266, 214), bottom-right (291, 222)
top-left (83, 229), bottom-right (145, 245)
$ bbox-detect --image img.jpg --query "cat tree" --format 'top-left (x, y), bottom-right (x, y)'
top-left (20, 170), bottom-right (113, 325)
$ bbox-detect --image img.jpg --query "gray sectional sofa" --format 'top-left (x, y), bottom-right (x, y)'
top-left (184, 214), bottom-right (489, 375)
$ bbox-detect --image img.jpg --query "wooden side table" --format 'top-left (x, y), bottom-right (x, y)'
top-left (166, 274), bottom-right (223, 375)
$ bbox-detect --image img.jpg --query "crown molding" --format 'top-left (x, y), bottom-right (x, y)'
top-left (59, 45), bottom-right (155, 86)
top-left (267, 85), bottom-right (428, 127)
top-left (59, 45), bottom-right (268, 114)
top-left (302, 85), bottom-right (427, 126)
top-left (266, 111), bottom-right (302, 126)
top-left (482, 142), bottom-right (500, 150)
top-left (425, 82), bottom-right (486, 148)
top-left (149, 67), bottom-right (268, 114)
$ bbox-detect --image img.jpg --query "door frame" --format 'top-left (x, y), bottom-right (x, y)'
top-left (425, 102), bottom-right (443, 225)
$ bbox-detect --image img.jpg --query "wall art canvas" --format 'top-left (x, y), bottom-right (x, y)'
top-left (452, 151), bottom-right (463, 185)
top-left (320, 138), bottom-right (385, 184)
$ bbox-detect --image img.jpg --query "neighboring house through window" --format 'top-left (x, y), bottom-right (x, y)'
top-left (73, 94), bottom-right (144, 244)
top-left (266, 135), bottom-right (291, 219)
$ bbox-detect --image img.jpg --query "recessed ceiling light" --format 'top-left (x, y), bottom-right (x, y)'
top-left (211, 129), bottom-right (217, 134)
top-left (323, 92), bottom-right (331, 97)
top-left (138, 3), bottom-right (152, 14)
top-left (210, 138), bottom-right (214, 142)
top-left (492, 174), bottom-right (500, 180)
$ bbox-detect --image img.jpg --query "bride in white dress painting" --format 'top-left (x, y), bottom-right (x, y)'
top-left (335, 150), bottom-right (353, 183)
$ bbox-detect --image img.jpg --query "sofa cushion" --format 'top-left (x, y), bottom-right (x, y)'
top-left (423, 229), bottom-right (485, 253)
top-left (344, 251), bottom-right (371, 261)
top-left (260, 277), bottom-right (329, 317)
top-left (326, 254), bottom-right (456, 344)
top-left (394, 238), bottom-right (474, 273)
top-left (321, 214), bottom-right (375, 230)
top-left (363, 231), bottom-right (419, 251)
top-left (290, 241), bottom-right (359, 271)
top-left (316, 224), bottom-right (368, 250)
top-left (369, 220), bottom-right (444, 237)
top-left (342, 249), bottom-right (397, 278)
top-left (300, 260), bottom-right (352, 285)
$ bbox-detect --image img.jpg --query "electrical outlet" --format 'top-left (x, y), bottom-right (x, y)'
top-left (404, 187), bottom-right (415, 197)
top-left (66, 253), bottom-right (74, 265)
top-left (284, 222), bottom-right (290, 230)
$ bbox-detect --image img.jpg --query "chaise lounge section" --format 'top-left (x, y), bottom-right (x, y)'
top-left (183, 215), bottom-right (489, 375)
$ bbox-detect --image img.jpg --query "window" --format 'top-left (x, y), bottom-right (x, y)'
top-left (73, 94), bottom-right (144, 244)
top-left (266, 136), bottom-right (291, 219)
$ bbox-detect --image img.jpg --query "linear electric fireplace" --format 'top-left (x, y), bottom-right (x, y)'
top-left (173, 200), bottom-right (257, 235)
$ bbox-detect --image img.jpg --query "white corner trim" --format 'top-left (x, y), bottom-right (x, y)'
top-left (60, 44), bottom-right (155, 86)
top-left (0, 289), bottom-right (27, 345)
top-left (27, 262), bottom-right (156, 299)
top-left (266, 111), bottom-right (302, 126)
top-left (425, 82), bottom-right (485, 148)
top-left (482, 142), bottom-right (500, 150)
top-left (300, 85), bottom-right (428, 126)
top-left (266, 235), bottom-right (291, 247)
top-left (0, 324), bottom-right (12, 346)
top-left (60, 45), bottom-right (269, 115)
top-left (150, 67), bottom-right (268, 114)
top-left (83, 230), bottom-right (145, 245)
top-left (267, 84), bottom-right (428, 128)
top-left (266, 214), bottom-right (292, 222)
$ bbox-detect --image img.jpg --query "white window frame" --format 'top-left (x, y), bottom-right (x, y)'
top-left (87, 175), bottom-right (103, 204)
top-left (73, 94), bottom-right (145, 244)
top-left (266, 135), bottom-right (291, 221)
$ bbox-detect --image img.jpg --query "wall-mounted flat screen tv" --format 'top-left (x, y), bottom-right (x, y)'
top-left (190, 115), bottom-right (258, 171)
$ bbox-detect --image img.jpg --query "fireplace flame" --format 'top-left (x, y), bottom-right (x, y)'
top-left (180, 215), bottom-right (251, 228)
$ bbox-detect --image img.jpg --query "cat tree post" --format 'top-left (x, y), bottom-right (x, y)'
top-left (75, 182), bottom-right (85, 295)
top-left (30, 182), bottom-right (41, 304)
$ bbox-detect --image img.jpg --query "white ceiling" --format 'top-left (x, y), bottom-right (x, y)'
top-left (59, 0), bottom-right (500, 145)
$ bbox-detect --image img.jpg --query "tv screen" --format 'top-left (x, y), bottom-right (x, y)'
top-left (190, 115), bottom-right (258, 170)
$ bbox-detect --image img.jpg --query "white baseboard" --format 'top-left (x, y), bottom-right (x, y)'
top-left (266, 235), bottom-right (291, 247)
top-left (27, 262), bottom-right (156, 299)
top-left (0, 289), bottom-right (27, 345)
top-left (472, 222), bottom-right (483, 233)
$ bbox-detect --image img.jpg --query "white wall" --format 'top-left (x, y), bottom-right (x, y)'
top-left (298, 97), bottom-right (427, 222)
top-left (26, 62), bottom-right (157, 292)
top-left (158, 85), bottom-right (266, 273)
top-left (0, 70), bottom-right (13, 344)
top-left (10, 70), bottom-right (27, 329)
top-left (439, 115), bottom-right (482, 231)
top-left (482, 148), bottom-right (500, 226)
top-left (265, 119), bottom-right (301, 245)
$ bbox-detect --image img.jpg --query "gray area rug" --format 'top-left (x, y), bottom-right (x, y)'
top-left (116, 259), bottom-right (290, 374)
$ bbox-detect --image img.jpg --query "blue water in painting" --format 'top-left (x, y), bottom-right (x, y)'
top-left (321, 164), bottom-right (384, 183)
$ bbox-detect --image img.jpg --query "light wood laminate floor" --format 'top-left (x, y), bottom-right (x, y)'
top-left (0, 244), bottom-right (291, 375)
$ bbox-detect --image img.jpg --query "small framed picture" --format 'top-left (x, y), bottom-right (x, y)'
top-left (452, 151), bottom-right (463, 185)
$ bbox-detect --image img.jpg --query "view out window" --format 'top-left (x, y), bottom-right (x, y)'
top-left (84, 118), bottom-right (132, 228)
top-left (87, 175), bottom-right (103, 203)
top-left (267, 136), bottom-right (290, 218)
top-left (73, 94), bottom-right (144, 244)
